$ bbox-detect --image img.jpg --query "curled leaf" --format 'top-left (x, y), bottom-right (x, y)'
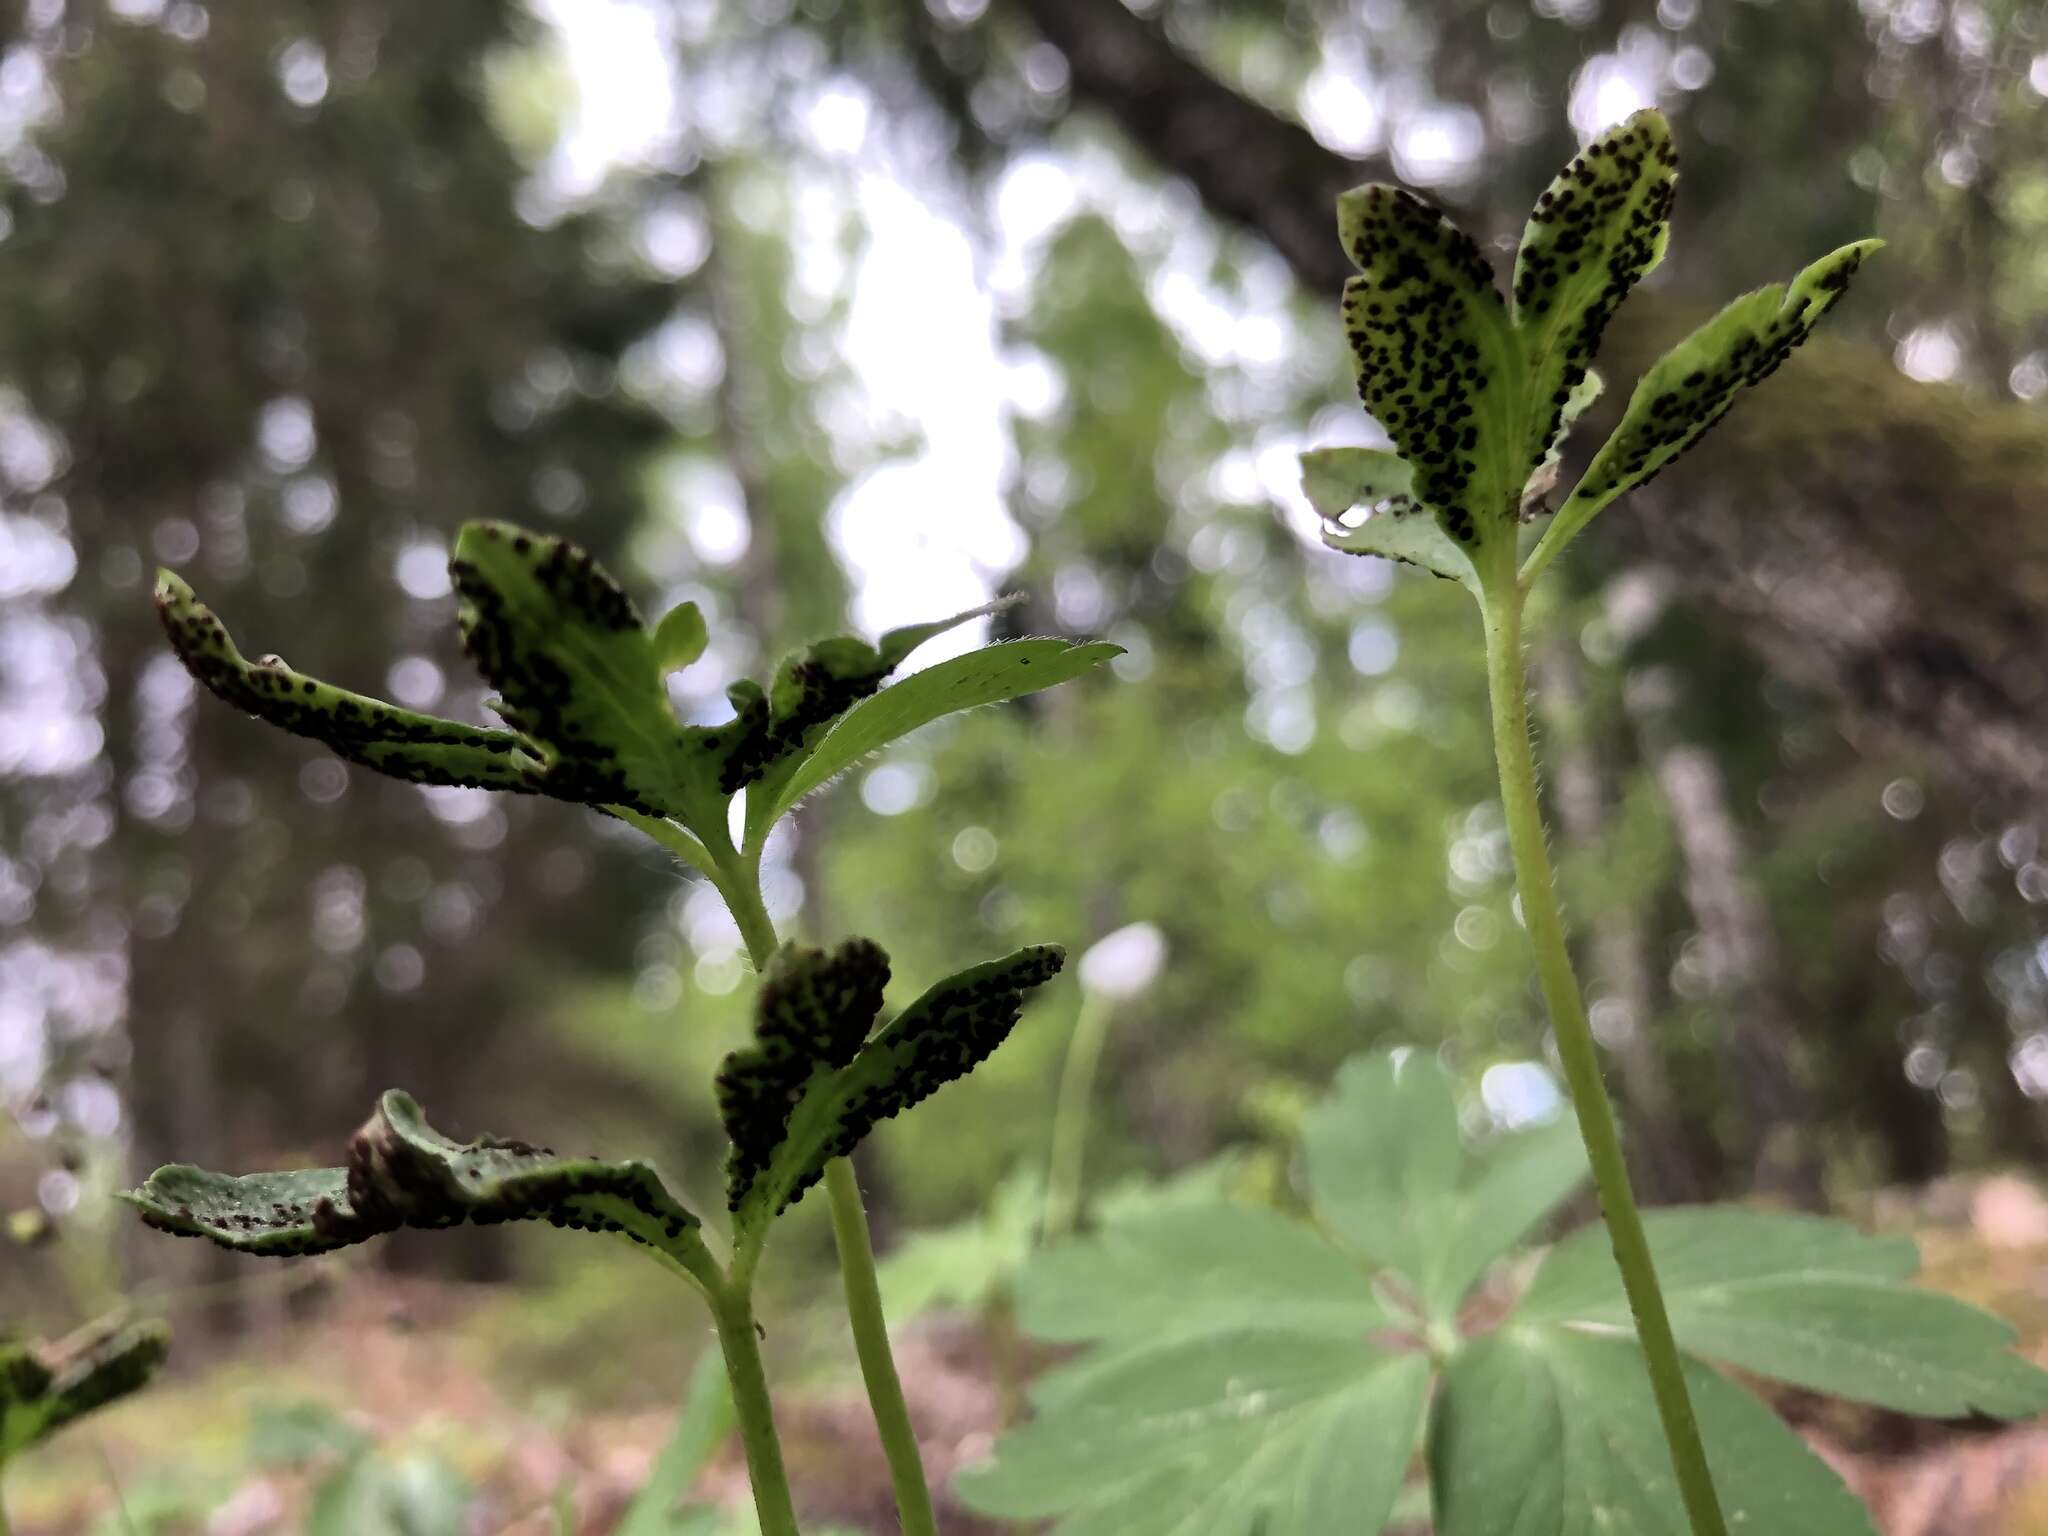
top-left (452, 521), bottom-right (708, 819)
top-left (715, 599), bottom-right (1008, 795)
top-left (737, 945), bottom-right (1066, 1236)
top-left (155, 571), bottom-right (534, 793)
top-left (0, 1318), bottom-right (170, 1459)
top-left (717, 939), bottom-right (892, 1210)
top-left (742, 637), bottom-right (1123, 850)
top-left (125, 1091), bottom-right (709, 1277)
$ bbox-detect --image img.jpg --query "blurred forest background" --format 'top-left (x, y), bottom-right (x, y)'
top-left (4, 0), bottom-right (2048, 1530)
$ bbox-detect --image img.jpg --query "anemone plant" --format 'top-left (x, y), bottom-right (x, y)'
top-left (1292, 108), bottom-right (1883, 1534)
top-left (126, 522), bottom-right (1117, 1535)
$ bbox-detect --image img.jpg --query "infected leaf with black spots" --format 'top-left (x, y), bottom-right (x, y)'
top-left (451, 521), bottom-right (713, 820)
top-left (0, 1318), bottom-right (169, 1460)
top-left (717, 939), bottom-right (891, 1211)
top-left (1513, 110), bottom-right (1676, 477)
top-left (1337, 185), bottom-right (1524, 548)
top-left (125, 1091), bottom-right (710, 1279)
top-left (742, 637), bottom-right (1123, 849)
top-left (737, 946), bottom-right (1065, 1234)
top-left (1523, 239), bottom-right (1882, 584)
top-left (714, 599), bottom-right (1006, 796)
top-left (1310, 444), bottom-right (1480, 588)
top-left (155, 572), bottom-right (535, 794)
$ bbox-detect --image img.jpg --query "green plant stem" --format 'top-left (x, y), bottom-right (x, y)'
top-left (708, 1282), bottom-right (802, 1536)
top-left (1042, 988), bottom-right (1112, 1243)
top-left (1482, 571), bottom-right (1729, 1536)
top-left (825, 1158), bottom-right (942, 1536)
top-left (720, 847), bottom-right (942, 1536)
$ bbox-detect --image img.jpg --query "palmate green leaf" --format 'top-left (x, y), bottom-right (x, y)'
top-left (124, 1090), bottom-right (713, 1282)
top-left (1512, 110), bottom-right (1676, 478)
top-left (956, 1332), bottom-right (1429, 1536)
top-left (155, 572), bottom-right (536, 794)
top-left (729, 945), bottom-right (1065, 1246)
top-left (876, 1163), bottom-right (1046, 1320)
top-left (1519, 1207), bottom-right (2048, 1417)
top-left (1431, 1329), bottom-right (1874, 1536)
top-left (1303, 1053), bottom-right (1588, 1320)
top-left (0, 1318), bottom-right (170, 1461)
top-left (1338, 185), bottom-right (1526, 551)
top-left (1014, 1204), bottom-right (1387, 1346)
top-left (1522, 238), bottom-right (1883, 586)
top-left (741, 637), bottom-right (1122, 851)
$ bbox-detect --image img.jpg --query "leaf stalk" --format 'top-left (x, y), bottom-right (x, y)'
top-left (724, 858), bottom-right (942, 1536)
top-left (1478, 561), bottom-right (1729, 1536)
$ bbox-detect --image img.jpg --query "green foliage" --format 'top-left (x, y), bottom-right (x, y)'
top-left (1308, 108), bottom-right (1877, 591)
top-left (124, 1090), bottom-right (713, 1279)
top-left (959, 1051), bottom-right (2048, 1535)
top-left (876, 1165), bottom-right (1045, 1320)
top-left (0, 1318), bottom-right (168, 1465)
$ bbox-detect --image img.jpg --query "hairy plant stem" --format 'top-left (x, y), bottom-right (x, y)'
top-left (1042, 988), bottom-right (1112, 1243)
top-left (718, 836), bottom-right (941, 1536)
top-left (708, 1282), bottom-right (801, 1536)
top-left (824, 1158), bottom-right (942, 1536)
top-left (1482, 566), bottom-right (1730, 1536)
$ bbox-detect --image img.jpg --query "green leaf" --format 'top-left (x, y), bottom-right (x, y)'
top-left (615, 1353), bottom-right (734, 1536)
top-left (716, 939), bottom-right (891, 1211)
top-left (451, 521), bottom-right (715, 821)
top-left (1431, 1329), bottom-right (1874, 1536)
top-left (0, 1318), bottom-right (169, 1460)
top-left (155, 571), bottom-right (536, 794)
top-left (742, 638), bottom-right (1122, 850)
top-left (1304, 446), bottom-right (1482, 589)
top-left (1303, 1052), bottom-right (1587, 1319)
top-left (1521, 367), bottom-right (1602, 513)
top-left (1522, 238), bottom-right (1882, 585)
top-left (718, 600), bottom-right (1003, 798)
top-left (957, 1333), bottom-right (1429, 1536)
top-left (652, 599), bottom-right (710, 674)
top-left (1519, 1207), bottom-right (2048, 1418)
top-left (1336, 184), bottom-right (1524, 550)
top-left (1015, 1204), bottom-right (1386, 1346)
top-left (124, 1090), bottom-right (712, 1280)
top-left (1512, 110), bottom-right (1677, 477)
top-left (737, 946), bottom-right (1065, 1238)
top-left (1298, 445), bottom-right (1414, 520)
